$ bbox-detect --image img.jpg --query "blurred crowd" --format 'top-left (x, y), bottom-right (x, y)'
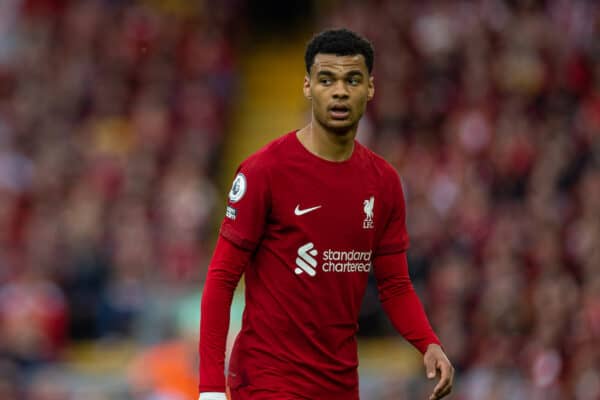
top-left (0, 0), bottom-right (239, 398)
top-left (2, 0), bottom-right (600, 399)
top-left (324, 0), bottom-right (600, 399)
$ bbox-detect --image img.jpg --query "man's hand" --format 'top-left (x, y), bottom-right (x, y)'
top-left (423, 344), bottom-right (454, 399)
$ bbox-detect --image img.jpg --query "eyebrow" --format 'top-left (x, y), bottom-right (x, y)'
top-left (316, 69), bottom-right (365, 77)
top-left (345, 70), bottom-right (364, 77)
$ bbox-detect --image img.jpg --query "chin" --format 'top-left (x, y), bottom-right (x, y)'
top-left (327, 122), bottom-right (356, 136)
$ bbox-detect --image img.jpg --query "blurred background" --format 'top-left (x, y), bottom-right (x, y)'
top-left (0, 0), bottom-right (600, 399)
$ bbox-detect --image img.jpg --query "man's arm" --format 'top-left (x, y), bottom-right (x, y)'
top-left (374, 252), bottom-right (454, 400)
top-left (199, 235), bottom-right (251, 397)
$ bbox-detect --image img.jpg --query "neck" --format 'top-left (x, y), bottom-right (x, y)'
top-left (297, 121), bottom-right (356, 162)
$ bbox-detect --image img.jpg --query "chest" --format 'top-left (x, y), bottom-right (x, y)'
top-left (267, 163), bottom-right (387, 250)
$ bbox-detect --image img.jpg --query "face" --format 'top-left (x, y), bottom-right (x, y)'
top-left (304, 53), bottom-right (374, 135)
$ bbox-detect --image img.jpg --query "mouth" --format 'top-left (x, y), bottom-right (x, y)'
top-left (329, 104), bottom-right (351, 120)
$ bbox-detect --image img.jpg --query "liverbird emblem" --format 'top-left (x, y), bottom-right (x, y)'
top-left (363, 196), bottom-right (374, 229)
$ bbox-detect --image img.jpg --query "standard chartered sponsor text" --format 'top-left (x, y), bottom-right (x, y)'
top-left (322, 249), bottom-right (372, 273)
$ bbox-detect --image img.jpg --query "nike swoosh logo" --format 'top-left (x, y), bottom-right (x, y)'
top-left (294, 205), bottom-right (322, 216)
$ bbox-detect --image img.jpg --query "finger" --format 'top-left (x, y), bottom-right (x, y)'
top-left (434, 385), bottom-right (453, 399)
top-left (424, 356), bottom-right (437, 379)
top-left (432, 361), bottom-right (452, 397)
top-left (431, 377), bottom-right (450, 399)
top-left (429, 386), bottom-right (452, 400)
top-left (430, 383), bottom-right (452, 400)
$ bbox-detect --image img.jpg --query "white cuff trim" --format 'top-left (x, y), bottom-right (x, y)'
top-left (199, 393), bottom-right (227, 400)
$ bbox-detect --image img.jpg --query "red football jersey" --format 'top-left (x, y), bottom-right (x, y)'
top-left (218, 131), bottom-right (409, 399)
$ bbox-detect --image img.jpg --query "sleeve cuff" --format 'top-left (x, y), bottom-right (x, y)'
top-left (199, 393), bottom-right (227, 400)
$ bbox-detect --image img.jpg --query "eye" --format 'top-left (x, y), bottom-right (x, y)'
top-left (348, 77), bottom-right (361, 85)
top-left (320, 78), bottom-right (332, 85)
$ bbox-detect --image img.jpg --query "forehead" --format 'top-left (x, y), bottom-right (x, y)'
top-left (311, 53), bottom-right (368, 75)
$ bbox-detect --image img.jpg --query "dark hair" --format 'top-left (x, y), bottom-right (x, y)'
top-left (305, 28), bottom-right (375, 75)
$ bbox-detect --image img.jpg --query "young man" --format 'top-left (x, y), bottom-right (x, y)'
top-left (199, 29), bottom-right (454, 400)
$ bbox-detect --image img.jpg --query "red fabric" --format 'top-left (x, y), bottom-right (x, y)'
top-left (200, 131), bottom-right (430, 398)
top-left (230, 386), bottom-right (352, 400)
top-left (199, 236), bottom-right (250, 393)
top-left (374, 252), bottom-right (441, 354)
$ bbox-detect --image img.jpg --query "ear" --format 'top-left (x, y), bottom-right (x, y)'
top-left (367, 75), bottom-right (375, 101)
top-left (303, 75), bottom-right (311, 99)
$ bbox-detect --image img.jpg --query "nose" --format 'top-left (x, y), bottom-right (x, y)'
top-left (332, 80), bottom-right (349, 99)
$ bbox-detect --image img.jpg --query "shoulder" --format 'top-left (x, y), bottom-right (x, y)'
top-left (238, 132), bottom-right (292, 173)
top-left (355, 141), bottom-right (401, 184)
top-left (237, 134), bottom-right (290, 182)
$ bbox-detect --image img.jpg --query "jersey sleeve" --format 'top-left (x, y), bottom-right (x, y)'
top-left (219, 157), bottom-right (271, 251)
top-left (375, 168), bottom-right (409, 256)
top-left (374, 252), bottom-right (441, 353)
top-left (199, 235), bottom-right (251, 393)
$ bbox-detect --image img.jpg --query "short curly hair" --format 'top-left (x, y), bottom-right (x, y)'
top-left (305, 28), bottom-right (375, 75)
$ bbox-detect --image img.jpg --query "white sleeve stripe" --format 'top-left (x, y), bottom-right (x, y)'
top-left (199, 393), bottom-right (227, 400)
